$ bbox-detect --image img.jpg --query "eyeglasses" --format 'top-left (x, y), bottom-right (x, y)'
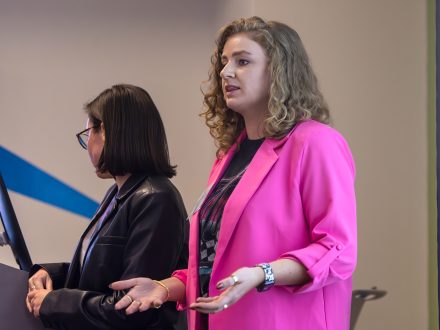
top-left (76, 125), bottom-right (99, 150)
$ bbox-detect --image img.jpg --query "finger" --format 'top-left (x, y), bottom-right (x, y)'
top-left (45, 277), bottom-right (53, 291)
top-left (190, 304), bottom-right (217, 314)
top-left (125, 300), bottom-right (142, 315)
top-left (139, 301), bottom-right (153, 312)
top-left (115, 294), bottom-right (135, 310)
top-left (33, 306), bottom-right (40, 318)
top-left (26, 296), bottom-right (33, 313)
top-left (110, 278), bottom-right (138, 290)
top-left (195, 296), bottom-right (218, 303)
top-left (191, 305), bottom-right (223, 314)
top-left (114, 300), bottom-right (125, 310)
top-left (31, 300), bottom-right (38, 317)
top-left (28, 279), bottom-right (37, 291)
top-left (33, 278), bottom-right (45, 290)
top-left (27, 291), bottom-right (37, 300)
top-left (216, 274), bottom-right (239, 291)
top-left (190, 301), bottom-right (224, 313)
top-left (190, 307), bottom-right (211, 314)
top-left (151, 299), bottom-right (163, 309)
top-left (191, 300), bottom-right (222, 309)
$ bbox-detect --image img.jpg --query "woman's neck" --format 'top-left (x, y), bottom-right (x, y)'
top-left (115, 174), bottom-right (131, 190)
top-left (242, 112), bottom-right (266, 140)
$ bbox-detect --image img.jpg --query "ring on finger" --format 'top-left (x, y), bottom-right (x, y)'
top-left (132, 300), bottom-right (141, 306)
top-left (153, 302), bottom-right (162, 309)
top-left (223, 303), bottom-right (229, 310)
top-left (230, 274), bottom-right (239, 286)
top-left (125, 295), bottom-right (134, 304)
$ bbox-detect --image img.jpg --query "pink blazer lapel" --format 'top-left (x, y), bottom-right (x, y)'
top-left (186, 133), bottom-right (245, 283)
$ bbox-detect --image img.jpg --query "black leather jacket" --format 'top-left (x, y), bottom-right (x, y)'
top-left (30, 174), bottom-right (189, 330)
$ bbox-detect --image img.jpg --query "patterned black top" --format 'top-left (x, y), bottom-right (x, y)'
top-left (198, 137), bottom-right (264, 296)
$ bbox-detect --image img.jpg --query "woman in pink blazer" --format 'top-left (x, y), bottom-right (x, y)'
top-left (112, 16), bottom-right (357, 330)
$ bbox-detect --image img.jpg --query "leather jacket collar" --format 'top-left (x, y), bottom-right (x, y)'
top-left (115, 173), bottom-right (149, 202)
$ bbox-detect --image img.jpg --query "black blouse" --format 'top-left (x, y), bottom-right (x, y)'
top-left (198, 137), bottom-right (264, 297)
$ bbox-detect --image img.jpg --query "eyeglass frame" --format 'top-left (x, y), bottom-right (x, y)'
top-left (76, 125), bottom-right (100, 150)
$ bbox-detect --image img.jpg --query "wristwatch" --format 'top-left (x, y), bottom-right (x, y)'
top-left (255, 263), bottom-right (275, 292)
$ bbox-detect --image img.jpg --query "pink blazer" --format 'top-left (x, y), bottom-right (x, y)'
top-left (174, 120), bottom-right (357, 330)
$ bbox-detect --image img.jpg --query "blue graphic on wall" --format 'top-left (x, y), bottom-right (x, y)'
top-left (0, 146), bottom-right (98, 219)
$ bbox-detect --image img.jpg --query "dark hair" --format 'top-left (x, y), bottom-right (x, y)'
top-left (85, 84), bottom-right (176, 178)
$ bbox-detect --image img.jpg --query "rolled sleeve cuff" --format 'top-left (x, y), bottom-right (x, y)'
top-left (280, 242), bottom-right (346, 294)
top-left (171, 269), bottom-right (187, 310)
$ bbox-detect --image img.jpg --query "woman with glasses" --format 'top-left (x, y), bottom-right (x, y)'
top-left (25, 84), bottom-right (189, 330)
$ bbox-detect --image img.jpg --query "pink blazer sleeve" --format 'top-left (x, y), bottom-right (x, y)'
top-left (171, 269), bottom-right (188, 310)
top-left (280, 127), bottom-right (357, 293)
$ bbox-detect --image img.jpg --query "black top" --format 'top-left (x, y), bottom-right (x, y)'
top-left (198, 138), bottom-right (264, 296)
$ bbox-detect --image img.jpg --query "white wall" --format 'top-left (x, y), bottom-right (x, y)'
top-left (0, 1), bottom-right (430, 329)
top-left (0, 0), bottom-right (220, 262)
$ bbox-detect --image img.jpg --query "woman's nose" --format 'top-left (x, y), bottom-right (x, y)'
top-left (220, 63), bottom-right (235, 79)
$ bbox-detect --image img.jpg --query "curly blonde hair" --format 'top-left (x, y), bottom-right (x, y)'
top-left (202, 16), bottom-right (330, 157)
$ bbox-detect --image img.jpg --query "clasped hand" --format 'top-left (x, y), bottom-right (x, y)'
top-left (26, 269), bottom-right (53, 317)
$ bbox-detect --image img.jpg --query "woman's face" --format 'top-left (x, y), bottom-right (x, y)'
top-left (85, 118), bottom-right (105, 176)
top-left (220, 33), bottom-right (270, 118)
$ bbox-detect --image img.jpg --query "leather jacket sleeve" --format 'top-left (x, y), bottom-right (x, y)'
top-left (29, 263), bottom-right (71, 290)
top-left (39, 186), bottom-right (188, 330)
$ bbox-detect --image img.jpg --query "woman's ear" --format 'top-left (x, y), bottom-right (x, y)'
top-left (100, 122), bottom-right (105, 141)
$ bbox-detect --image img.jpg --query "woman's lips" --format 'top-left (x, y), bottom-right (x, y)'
top-left (224, 85), bottom-right (240, 96)
top-left (225, 85), bottom-right (239, 92)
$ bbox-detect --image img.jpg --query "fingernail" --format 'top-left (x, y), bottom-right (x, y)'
top-left (216, 282), bottom-right (224, 290)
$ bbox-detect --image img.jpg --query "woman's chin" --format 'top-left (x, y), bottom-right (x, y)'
top-left (95, 170), bottom-right (113, 179)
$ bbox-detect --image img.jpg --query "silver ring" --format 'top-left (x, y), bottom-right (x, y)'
top-left (223, 303), bottom-right (228, 310)
top-left (125, 295), bottom-right (134, 304)
top-left (133, 300), bottom-right (141, 306)
top-left (230, 274), bottom-right (239, 285)
top-left (31, 285), bottom-right (36, 290)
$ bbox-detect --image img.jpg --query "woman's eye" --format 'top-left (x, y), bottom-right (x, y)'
top-left (238, 59), bottom-right (249, 65)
